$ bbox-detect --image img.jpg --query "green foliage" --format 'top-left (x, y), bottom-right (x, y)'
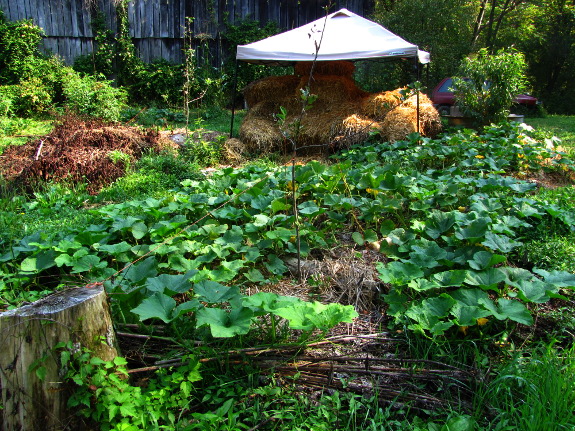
top-left (72, 12), bottom-right (115, 78)
top-left (373, 0), bottom-right (477, 88)
top-left (477, 344), bottom-right (575, 430)
top-left (180, 135), bottom-right (224, 167)
top-left (61, 70), bottom-right (127, 121)
top-left (221, 19), bottom-right (289, 105)
top-left (517, 2), bottom-right (575, 114)
top-left (0, 11), bottom-right (126, 120)
top-left (62, 345), bottom-right (202, 430)
top-left (453, 48), bottom-right (528, 125)
top-left (337, 123), bottom-right (574, 336)
top-left (129, 60), bottom-right (185, 107)
top-left (0, 14), bottom-right (44, 85)
top-left (1, 123), bottom-right (573, 336)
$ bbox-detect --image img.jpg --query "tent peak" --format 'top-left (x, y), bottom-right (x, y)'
top-left (331, 8), bottom-right (353, 18)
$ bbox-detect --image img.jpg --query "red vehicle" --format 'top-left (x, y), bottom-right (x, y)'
top-left (431, 77), bottom-right (538, 116)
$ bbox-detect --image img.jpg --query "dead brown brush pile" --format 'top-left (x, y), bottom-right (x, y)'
top-left (240, 61), bottom-right (441, 154)
top-left (0, 115), bottom-right (163, 193)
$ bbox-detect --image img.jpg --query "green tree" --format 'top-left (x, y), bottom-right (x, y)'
top-left (518, 0), bottom-right (575, 113)
top-left (373, 0), bottom-right (477, 87)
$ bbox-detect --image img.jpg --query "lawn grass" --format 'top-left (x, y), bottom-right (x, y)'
top-left (0, 117), bottom-right (53, 154)
top-left (120, 106), bottom-right (246, 137)
top-left (525, 115), bottom-right (575, 153)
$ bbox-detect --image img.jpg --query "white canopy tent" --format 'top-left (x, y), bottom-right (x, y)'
top-left (236, 8), bottom-right (430, 65)
top-left (230, 8), bottom-right (430, 136)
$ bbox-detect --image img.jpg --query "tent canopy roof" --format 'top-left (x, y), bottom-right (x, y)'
top-left (236, 8), bottom-right (430, 65)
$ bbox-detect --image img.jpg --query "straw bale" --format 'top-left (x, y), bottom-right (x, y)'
top-left (293, 103), bottom-right (383, 152)
top-left (239, 118), bottom-right (284, 153)
top-left (243, 75), bottom-right (300, 108)
top-left (381, 106), bottom-right (418, 142)
top-left (297, 110), bottom-right (345, 152)
top-left (294, 60), bottom-right (355, 77)
top-left (360, 89), bottom-right (403, 119)
top-left (297, 75), bottom-right (368, 106)
top-left (403, 93), bottom-right (442, 138)
top-left (223, 138), bottom-right (246, 164)
top-left (340, 114), bottom-right (382, 147)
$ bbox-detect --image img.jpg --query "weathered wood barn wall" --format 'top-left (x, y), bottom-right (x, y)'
top-left (0, 0), bottom-right (374, 65)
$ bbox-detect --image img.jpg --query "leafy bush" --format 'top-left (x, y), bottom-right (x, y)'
top-left (453, 48), bottom-right (528, 125)
top-left (14, 76), bottom-right (53, 115)
top-left (61, 71), bottom-right (127, 121)
top-left (0, 85), bottom-right (16, 116)
top-left (0, 12), bottom-right (44, 85)
top-left (127, 59), bottom-right (184, 107)
top-left (180, 135), bottom-right (225, 167)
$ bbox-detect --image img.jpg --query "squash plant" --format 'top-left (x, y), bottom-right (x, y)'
top-left (1, 123), bottom-right (574, 338)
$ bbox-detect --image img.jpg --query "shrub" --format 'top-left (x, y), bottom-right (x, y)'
top-left (0, 13), bottom-right (44, 85)
top-left (15, 76), bottom-right (53, 115)
top-left (128, 59), bottom-right (184, 107)
top-left (453, 48), bottom-right (528, 125)
top-left (61, 70), bottom-right (127, 121)
top-left (0, 85), bottom-right (16, 116)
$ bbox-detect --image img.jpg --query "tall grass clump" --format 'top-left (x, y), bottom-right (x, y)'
top-left (477, 343), bottom-right (575, 430)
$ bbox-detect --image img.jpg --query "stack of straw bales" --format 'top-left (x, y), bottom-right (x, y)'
top-left (239, 61), bottom-right (441, 154)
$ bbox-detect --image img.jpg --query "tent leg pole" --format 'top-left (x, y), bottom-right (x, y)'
top-left (415, 57), bottom-right (420, 135)
top-left (229, 58), bottom-right (239, 138)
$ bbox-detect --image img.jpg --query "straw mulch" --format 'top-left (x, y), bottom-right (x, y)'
top-left (239, 61), bottom-right (442, 154)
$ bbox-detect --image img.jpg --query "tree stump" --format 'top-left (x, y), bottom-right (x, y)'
top-left (0, 285), bottom-right (119, 431)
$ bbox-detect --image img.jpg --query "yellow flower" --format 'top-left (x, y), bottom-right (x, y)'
top-left (459, 326), bottom-right (469, 335)
top-left (286, 181), bottom-right (298, 191)
top-left (477, 317), bottom-right (489, 326)
top-left (475, 155), bottom-right (485, 159)
top-left (517, 153), bottom-right (525, 159)
top-left (366, 188), bottom-right (379, 196)
top-left (458, 206), bottom-right (466, 212)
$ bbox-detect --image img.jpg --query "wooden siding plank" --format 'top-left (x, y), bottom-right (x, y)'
top-left (35, 0), bottom-right (47, 33)
top-left (159, 0), bottom-right (168, 38)
top-left (69, 0), bottom-right (79, 37)
top-left (76, 0), bottom-right (88, 37)
top-left (152, 0), bottom-right (160, 39)
top-left (175, 0), bottom-right (181, 38)
top-left (127, 0), bottom-right (138, 38)
top-left (63, 0), bottom-right (73, 38)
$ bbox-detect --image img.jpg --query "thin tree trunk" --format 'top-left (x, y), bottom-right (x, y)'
top-left (471, 0), bottom-right (489, 48)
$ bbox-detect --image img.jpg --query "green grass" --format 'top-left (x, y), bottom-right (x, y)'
top-left (0, 117), bottom-right (53, 154)
top-left (120, 106), bottom-right (246, 137)
top-left (525, 115), bottom-right (575, 154)
top-left (477, 343), bottom-right (575, 430)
